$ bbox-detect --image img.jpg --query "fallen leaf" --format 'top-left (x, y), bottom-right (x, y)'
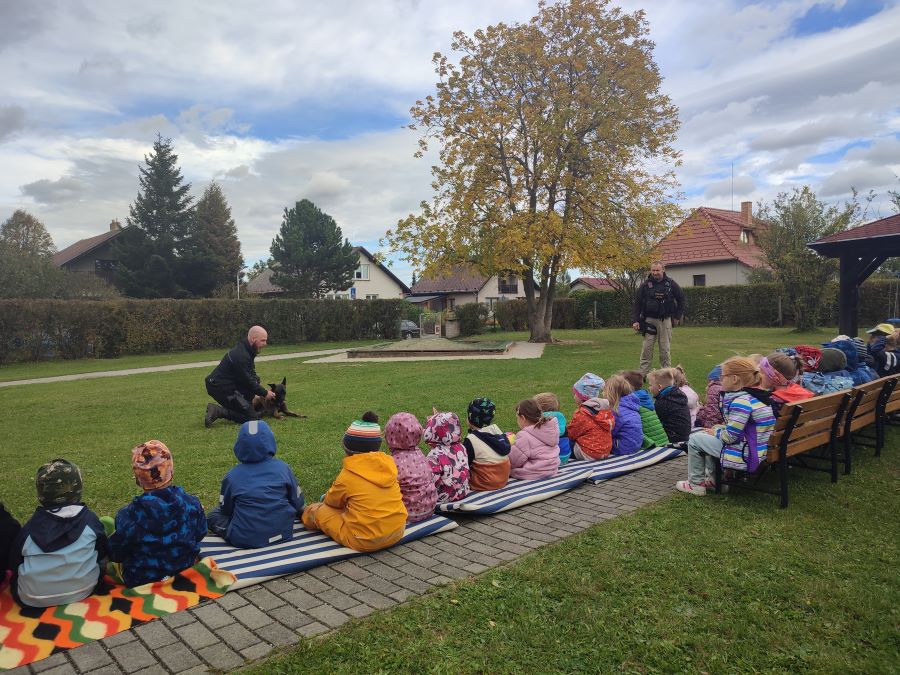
top-left (488, 620), bottom-right (496, 627)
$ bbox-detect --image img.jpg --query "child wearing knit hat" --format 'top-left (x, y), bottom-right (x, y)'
top-left (108, 441), bottom-right (207, 588)
top-left (568, 375), bottom-right (616, 461)
top-left (302, 415), bottom-right (407, 552)
top-left (462, 398), bottom-right (511, 491)
top-left (9, 459), bottom-right (109, 607)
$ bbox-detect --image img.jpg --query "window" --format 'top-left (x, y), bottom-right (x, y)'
top-left (94, 259), bottom-right (118, 284)
top-left (355, 264), bottom-right (370, 280)
top-left (740, 229), bottom-right (751, 244)
top-left (498, 273), bottom-right (518, 294)
top-left (693, 274), bottom-right (706, 287)
top-left (486, 297), bottom-right (499, 311)
top-left (366, 294), bottom-right (378, 300)
top-left (448, 297), bottom-right (456, 310)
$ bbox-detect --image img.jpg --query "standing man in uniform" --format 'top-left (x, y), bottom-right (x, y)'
top-left (204, 325), bottom-right (275, 427)
top-left (632, 261), bottom-right (685, 377)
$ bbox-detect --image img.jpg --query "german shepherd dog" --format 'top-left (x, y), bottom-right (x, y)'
top-left (251, 378), bottom-right (305, 419)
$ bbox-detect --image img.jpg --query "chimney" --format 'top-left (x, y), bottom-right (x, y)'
top-left (110, 219), bottom-right (121, 231)
top-left (740, 201), bottom-right (752, 225)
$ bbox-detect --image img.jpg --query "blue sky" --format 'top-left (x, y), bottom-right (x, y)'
top-left (1, 0), bottom-right (898, 285)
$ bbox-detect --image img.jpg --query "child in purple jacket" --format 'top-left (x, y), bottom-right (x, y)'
top-left (386, 412), bottom-right (438, 523)
top-left (604, 375), bottom-right (643, 456)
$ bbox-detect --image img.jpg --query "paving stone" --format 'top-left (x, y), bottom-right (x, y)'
top-left (134, 621), bottom-right (177, 649)
top-left (198, 644), bottom-right (244, 672)
top-left (306, 604), bottom-right (350, 628)
top-left (260, 622), bottom-right (300, 646)
top-left (85, 665), bottom-right (126, 675)
top-left (155, 642), bottom-right (202, 673)
top-left (494, 540), bottom-right (533, 555)
top-left (174, 667), bottom-right (210, 675)
top-left (262, 578), bottom-right (296, 596)
top-left (35, 666), bottom-right (77, 675)
top-left (397, 549), bottom-right (436, 568)
top-left (231, 603), bottom-right (274, 630)
top-left (214, 592), bottom-right (249, 611)
top-left (358, 574), bottom-right (402, 596)
top-left (346, 603), bottom-right (375, 618)
top-left (241, 587), bottom-right (285, 611)
top-left (317, 588), bottom-right (357, 611)
top-left (297, 621), bottom-right (329, 637)
top-left (270, 606), bottom-right (314, 629)
top-left (239, 643), bottom-right (272, 662)
top-left (330, 561), bottom-right (370, 580)
top-left (397, 562), bottom-right (433, 581)
top-left (176, 621), bottom-right (219, 650)
top-left (31, 653), bottom-right (70, 672)
top-left (464, 562), bottom-right (489, 574)
top-left (110, 642), bottom-right (157, 673)
top-left (430, 563), bottom-right (472, 580)
top-left (393, 575), bottom-right (432, 594)
top-left (68, 641), bottom-right (113, 671)
top-left (283, 587), bottom-right (320, 610)
top-left (132, 667), bottom-right (168, 675)
top-left (352, 588), bottom-right (396, 610)
top-left (389, 588), bottom-right (414, 602)
top-left (324, 574), bottom-right (366, 595)
top-left (214, 622), bottom-right (260, 651)
top-left (361, 561), bottom-right (403, 580)
top-left (191, 603), bottom-right (234, 630)
top-left (162, 610), bottom-right (196, 628)
top-left (429, 574), bottom-right (452, 585)
top-left (295, 576), bottom-right (329, 595)
top-left (307, 566), bottom-right (338, 581)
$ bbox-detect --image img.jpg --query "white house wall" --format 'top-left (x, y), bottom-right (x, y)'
top-left (327, 254), bottom-right (406, 299)
top-left (665, 261), bottom-right (753, 287)
top-left (476, 275), bottom-right (530, 303)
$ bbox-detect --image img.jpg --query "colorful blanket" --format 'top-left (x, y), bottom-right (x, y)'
top-left (200, 514), bottom-right (459, 590)
top-left (0, 558), bottom-right (234, 671)
top-left (586, 445), bottom-right (685, 484)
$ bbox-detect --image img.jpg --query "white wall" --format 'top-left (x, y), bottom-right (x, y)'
top-left (665, 261), bottom-right (754, 287)
top-left (324, 254), bottom-right (406, 299)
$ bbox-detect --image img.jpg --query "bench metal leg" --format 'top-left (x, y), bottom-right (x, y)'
top-left (714, 460), bottom-right (722, 495)
top-left (843, 433), bottom-right (852, 475)
top-left (779, 445), bottom-right (789, 509)
top-left (829, 437), bottom-right (838, 483)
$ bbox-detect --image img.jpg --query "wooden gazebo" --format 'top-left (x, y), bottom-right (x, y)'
top-left (807, 214), bottom-right (900, 336)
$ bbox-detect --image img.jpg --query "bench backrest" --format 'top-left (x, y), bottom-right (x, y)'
top-left (846, 378), bottom-right (892, 433)
top-left (767, 390), bottom-right (851, 463)
top-left (882, 374), bottom-right (900, 414)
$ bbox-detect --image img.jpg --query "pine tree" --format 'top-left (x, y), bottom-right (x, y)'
top-left (270, 199), bottom-right (358, 298)
top-left (180, 181), bottom-right (244, 296)
top-left (113, 135), bottom-right (194, 297)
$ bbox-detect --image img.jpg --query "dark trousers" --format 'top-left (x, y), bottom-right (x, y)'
top-left (206, 506), bottom-right (230, 538)
top-left (205, 378), bottom-right (259, 424)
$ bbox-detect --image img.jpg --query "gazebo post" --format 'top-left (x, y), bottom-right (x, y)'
top-left (838, 253), bottom-right (860, 337)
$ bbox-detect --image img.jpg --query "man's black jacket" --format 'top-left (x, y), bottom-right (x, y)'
top-left (632, 274), bottom-right (685, 323)
top-left (206, 338), bottom-right (267, 398)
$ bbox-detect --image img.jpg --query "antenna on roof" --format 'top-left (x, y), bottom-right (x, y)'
top-left (731, 162), bottom-right (734, 211)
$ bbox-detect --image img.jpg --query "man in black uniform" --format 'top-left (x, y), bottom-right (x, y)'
top-left (204, 325), bottom-right (275, 427)
top-left (632, 261), bottom-right (685, 377)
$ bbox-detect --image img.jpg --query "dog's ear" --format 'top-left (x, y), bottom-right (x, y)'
top-left (281, 377), bottom-right (287, 386)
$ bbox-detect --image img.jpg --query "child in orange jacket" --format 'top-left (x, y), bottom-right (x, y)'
top-left (302, 418), bottom-right (407, 552)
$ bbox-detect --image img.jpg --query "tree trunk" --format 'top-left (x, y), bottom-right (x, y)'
top-left (526, 275), bottom-right (555, 343)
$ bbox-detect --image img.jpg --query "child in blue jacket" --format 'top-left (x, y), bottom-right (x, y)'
top-left (207, 420), bottom-right (304, 548)
top-left (604, 375), bottom-right (643, 455)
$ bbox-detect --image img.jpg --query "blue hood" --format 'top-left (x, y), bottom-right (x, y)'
top-left (234, 420), bottom-right (277, 463)
top-left (633, 389), bottom-right (654, 410)
top-left (618, 392), bottom-right (641, 414)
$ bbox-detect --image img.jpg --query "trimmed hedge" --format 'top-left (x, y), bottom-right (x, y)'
top-left (0, 298), bottom-right (405, 363)
top-left (455, 302), bottom-right (489, 337)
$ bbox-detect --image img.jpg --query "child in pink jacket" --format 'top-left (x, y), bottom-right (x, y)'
top-left (424, 410), bottom-right (471, 504)
top-left (509, 399), bottom-right (560, 480)
top-left (386, 412), bottom-right (438, 523)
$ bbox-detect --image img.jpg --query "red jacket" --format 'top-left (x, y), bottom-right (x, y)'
top-left (567, 399), bottom-right (614, 460)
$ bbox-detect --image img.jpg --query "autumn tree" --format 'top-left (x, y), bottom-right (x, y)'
top-left (385, 0), bottom-right (681, 341)
top-left (0, 209), bottom-right (56, 259)
top-left (756, 186), bottom-right (856, 331)
top-left (269, 199), bottom-right (358, 298)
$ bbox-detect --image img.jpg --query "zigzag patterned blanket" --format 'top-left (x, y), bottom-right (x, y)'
top-left (0, 557), bottom-right (234, 670)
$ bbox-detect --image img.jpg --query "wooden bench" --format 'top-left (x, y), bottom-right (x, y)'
top-left (842, 374), bottom-right (899, 471)
top-left (714, 390), bottom-right (852, 509)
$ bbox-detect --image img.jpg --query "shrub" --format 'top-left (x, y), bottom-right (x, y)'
top-left (455, 302), bottom-right (489, 336)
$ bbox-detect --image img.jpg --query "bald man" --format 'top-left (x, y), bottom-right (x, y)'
top-left (204, 326), bottom-right (276, 427)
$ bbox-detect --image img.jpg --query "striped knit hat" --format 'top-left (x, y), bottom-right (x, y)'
top-left (342, 420), bottom-right (383, 454)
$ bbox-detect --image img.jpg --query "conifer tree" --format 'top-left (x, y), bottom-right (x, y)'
top-left (180, 181), bottom-right (244, 296)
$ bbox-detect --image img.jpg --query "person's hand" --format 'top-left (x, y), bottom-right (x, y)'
top-left (265, 389), bottom-right (276, 401)
top-left (632, 322), bottom-right (640, 331)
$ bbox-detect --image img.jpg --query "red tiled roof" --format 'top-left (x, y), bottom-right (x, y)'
top-left (659, 207), bottom-right (766, 268)
top-left (810, 213), bottom-right (900, 245)
top-left (53, 228), bottom-right (124, 267)
top-left (409, 264), bottom-right (488, 294)
top-left (571, 277), bottom-right (616, 291)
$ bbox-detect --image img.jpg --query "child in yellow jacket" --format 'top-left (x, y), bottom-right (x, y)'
top-left (302, 417), bottom-right (407, 552)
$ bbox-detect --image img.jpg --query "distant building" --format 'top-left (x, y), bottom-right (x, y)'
top-left (52, 220), bottom-right (124, 283)
top-left (245, 246), bottom-right (410, 299)
top-left (657, 201), bottom-right (766, 286)
top-left (570, 277), bottom-right (616, 292)
top-left (406, 264), bottom-right (531, 312)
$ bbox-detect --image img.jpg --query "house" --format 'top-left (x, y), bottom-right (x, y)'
top-left (570, 277), bottom-right (616, 292)
top-left (656, 201), bottom-right (766, 287)
top-left (406, 264), bottom-right (530, 312)
top-left (245, 246), bottom-right (410, 299)
top-left (52, 220), bottom-right (125, 283)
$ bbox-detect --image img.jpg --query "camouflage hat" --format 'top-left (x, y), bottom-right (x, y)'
top-left (36, 459), bottom-right (83, 507)
top-left (131, 440), bottom-right (174, 490)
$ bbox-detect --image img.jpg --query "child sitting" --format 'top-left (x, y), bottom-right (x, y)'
top-left (604, 375), bottom-right (643, 456)
top-left (1, 502), bottom-right (21, 592)
top-left (759, 352), bottom-right (813, 416)
top-left (647, 368), bottom-right (691, 443)
top-left (386, 412), bottom-right (439, 522)
top-left (109, 441), bottom-right (207, 588)
top-left (676, 357), bottom-right (776, 496)
top-left (621, 370), bottom-right (668, 449)
top-left (509, 399), bottom-right (560, 479)
top-left (696, 365), bottom-right (724, 428)
top-left (873, 330), bottom-right (900, 377)
top-left (673, 365), bottom-right (700, 426)
top-left (206, 420), bottom-right (304, 548)
top-left (302, 418), bottom-right (407, 552)
top-left (462, 398), bottom-right (511, 491)
top-left (10, 460), bottom-right (108, 607)
top-left (424, 409), bottom-right (471, 503)
top-left (567, 376), bottom-right (614, 460)
top-left (533, 392), bottom-right (571, 465)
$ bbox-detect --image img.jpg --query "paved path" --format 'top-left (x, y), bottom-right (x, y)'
top-left (305, 341), bottom-right (545, 363)
top-left (7, 455), bottom-right (687, 675)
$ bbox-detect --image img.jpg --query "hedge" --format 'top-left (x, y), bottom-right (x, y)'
top-left (0, 298), bottom-right (406, 364)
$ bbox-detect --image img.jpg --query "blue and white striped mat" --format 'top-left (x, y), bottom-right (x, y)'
top-left (200, 514), bottom-right (458, 589)
top-left (586, 445), bottom-right (685, 484)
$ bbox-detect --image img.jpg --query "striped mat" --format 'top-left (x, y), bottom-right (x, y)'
top-left (435, 460), bottom-right (596, 515)
top-left (200, 514), bottom-right (458, 590)
top-left (585, 445), bottom-right (685, 484)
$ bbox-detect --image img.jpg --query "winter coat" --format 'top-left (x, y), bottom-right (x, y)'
top-left (654, 386), bottom-right (692, 443)
top-left (1, 502), bottom-right (21, 578)
top-left (109, 485), bottom-right (207, 588)
top-left (716, 390), bottom-right (776, 471)
top-left (218, 421), bottom-right (304, 548)
top-left (874, 348), bottom-right (900, 377)
top-left (633, 389), bottom-right (668, 448)
top-left (542, 411), bottom-right (572, 464)
top-left (10, 505), bottom-right (108, 607)
top-left (566, 398), bottom-right (614, 460)
top-left (463, 423), bottom-right (511, 492)
top-left (802, 372), bottom-right (854, 395)
top-left (696, 380), bottom-right (724, 428)
top-left (205, 338), bottom-right (267, 399)
top-left (681, 385), bottom-right (700, 426)
top-left (390, 447), bottom-right (439, 523)
top-left (424, 412), bottom-right (471, 503)
top-left (509, 416), bottom-right (561, 480)
top-left (611, 393), bottom-right (644, 456)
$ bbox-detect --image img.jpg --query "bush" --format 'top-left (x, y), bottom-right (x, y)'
top-left (455, 302), bottom-right (489, 337)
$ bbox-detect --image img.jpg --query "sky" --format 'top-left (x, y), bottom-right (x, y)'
top-left (1, 0), bottom-right (898, 285)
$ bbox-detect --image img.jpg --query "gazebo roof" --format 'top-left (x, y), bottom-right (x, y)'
top-left (808, 213), bottom-right (900, 257)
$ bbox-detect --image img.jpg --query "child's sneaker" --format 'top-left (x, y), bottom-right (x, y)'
top-left (675, 480), bottom-right (706, 496)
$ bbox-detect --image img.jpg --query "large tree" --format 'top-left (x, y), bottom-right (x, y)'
top-left (270, 199), bottom-right (358, 298)
top-left (756, 186), bottom-right (856, 331)
top-left (0, 209), bottom-right (56, 259)
top-left (180, 181), bottom-right (244, 296)
top-left (112, 135), bottom-right (195, 297)
top-left (385, 0), bottom-right (681, 341)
